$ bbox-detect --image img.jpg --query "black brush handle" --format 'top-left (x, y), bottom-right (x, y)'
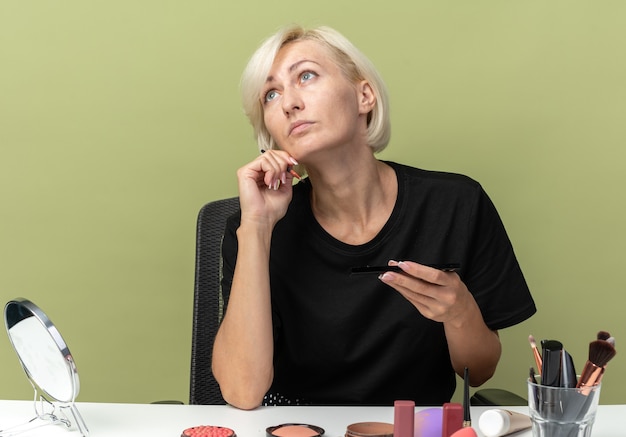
top-left (463, 367), bottom-right (471, 425)
top-left (541, 340), bottom-right (563, 387)
top-left (561, 350), bottom-right (578, 388)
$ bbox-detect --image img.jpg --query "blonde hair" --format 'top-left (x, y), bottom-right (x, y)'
top-left (240, 25), bottom-right (391, 153)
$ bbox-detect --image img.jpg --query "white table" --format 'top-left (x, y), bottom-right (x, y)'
top-left (0, 400), bottom-right (623, 437)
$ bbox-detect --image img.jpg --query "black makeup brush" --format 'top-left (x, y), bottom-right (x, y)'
top-left (597, 331), bottom-right (611, 341)
top-left (576, 339), bottom-right (617, 391)
top-left (560, 349), bottom-right (578, 388)
top-left (529, 367), bottom-right (538, 384)
top-left (462, 367), bottom-right (471, 428)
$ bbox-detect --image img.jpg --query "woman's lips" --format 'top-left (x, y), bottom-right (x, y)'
top-left (289, 120), bottom-right (313, 136)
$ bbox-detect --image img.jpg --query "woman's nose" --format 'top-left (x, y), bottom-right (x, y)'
top-left (282, 87), bottom-right (304, 116)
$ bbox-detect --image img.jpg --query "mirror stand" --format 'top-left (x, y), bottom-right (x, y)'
top-left (0, 377), bottom-right (89, 437)
top-left (32, 389), bottom-right (89, 437)
top-left (30, 355), bottom-right (89, 437)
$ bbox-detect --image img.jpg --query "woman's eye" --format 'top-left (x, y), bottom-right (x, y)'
top-left (264, 90), bottom-right (278, 103)
top-left (300, 71), bottom-right (316, 82)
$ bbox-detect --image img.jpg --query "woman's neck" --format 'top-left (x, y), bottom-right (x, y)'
top-left (307, 157), bottom-right (397, 245)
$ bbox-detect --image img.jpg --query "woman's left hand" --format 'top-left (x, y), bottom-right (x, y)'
top-left (378, 260), bottom-right (475, 327)
top-left (379, 260), bottom-right (501, 385)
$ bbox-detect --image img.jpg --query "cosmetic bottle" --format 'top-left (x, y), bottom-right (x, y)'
top-left (478, 409), bottom-right (531, 437)
top-left (393, 400), bottom-right (414, 437)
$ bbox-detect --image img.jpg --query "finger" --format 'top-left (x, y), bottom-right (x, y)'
top-left (396, 261), bottom-right (456, 286)
top-left (380, 267), bottom-right (457, 309)
top-left (382, 277), bottom-right (441, 318)
top-left (259, 150), bottom-right (296, 189)
top-left (380, 270), bottom-right (433, 296)
top-left (257, 154), bottom-right (282, 188)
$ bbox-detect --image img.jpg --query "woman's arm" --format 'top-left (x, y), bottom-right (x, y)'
top-left (212, 222), bottom-right (275, 409)
top-left (212, 150), bottom-right (297, 409)
top-left (442, 294), bottom-right (501, 385)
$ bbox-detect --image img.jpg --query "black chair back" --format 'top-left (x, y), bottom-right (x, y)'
top-left (189, 197), bottom-right (239, 405)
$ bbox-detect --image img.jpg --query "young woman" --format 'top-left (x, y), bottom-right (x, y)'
top-left (212, 25), bottom-right (536, 410)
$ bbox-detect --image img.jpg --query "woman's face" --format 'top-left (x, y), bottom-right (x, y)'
top-left (261, 40), bottom-right (374, 160)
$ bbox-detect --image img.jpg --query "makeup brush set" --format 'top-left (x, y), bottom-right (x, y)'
top-left (528, 331), bottom-right (616, 393)
top-left (526, 331), bottom-right (617, 436)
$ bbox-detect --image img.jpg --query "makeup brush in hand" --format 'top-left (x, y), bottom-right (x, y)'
top-left (576, 339), bottom-right (617, 392)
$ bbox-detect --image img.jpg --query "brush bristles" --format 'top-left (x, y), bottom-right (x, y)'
top-left (589, 339), bottom-right (617, 367)
top-left (597, 331), bottom-right (611, 341)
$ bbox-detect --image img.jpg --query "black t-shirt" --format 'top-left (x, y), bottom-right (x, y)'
top-left (221, 161), bottom-right (536, 405)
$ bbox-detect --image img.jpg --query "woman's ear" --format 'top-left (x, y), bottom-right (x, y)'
top-left (357, 80), bottom-right (376, 114)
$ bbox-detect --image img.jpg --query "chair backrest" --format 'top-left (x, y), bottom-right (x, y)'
top-left (189, 197), bottom-right (239, 405)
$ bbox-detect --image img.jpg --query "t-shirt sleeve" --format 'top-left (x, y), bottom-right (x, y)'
top-left (464, 185), bottom-right (536, 331)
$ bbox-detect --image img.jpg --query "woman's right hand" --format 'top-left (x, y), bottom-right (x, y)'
top-left (236, 149), bottom-right (298, 228)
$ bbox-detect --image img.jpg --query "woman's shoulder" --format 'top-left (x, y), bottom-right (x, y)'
top-left (386, 161), bottom-right (482, 192)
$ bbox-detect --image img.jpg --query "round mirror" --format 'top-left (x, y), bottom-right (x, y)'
top-left (4, 298), bottom-right (80, 403)
top-left (3, 298), bottom-right (89, 436)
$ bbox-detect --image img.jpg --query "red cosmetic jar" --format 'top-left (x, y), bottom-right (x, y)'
top-left (181, 425), bottom-right (236, 437)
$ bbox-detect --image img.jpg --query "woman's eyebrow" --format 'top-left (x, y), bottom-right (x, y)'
top-left (265, 59), bottom-right (321, 83)
top-left (288, 59), bottom-right (319, 72)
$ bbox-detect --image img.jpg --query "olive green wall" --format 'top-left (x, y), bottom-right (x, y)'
top-left (1, 1), bottom-right (624, 405)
